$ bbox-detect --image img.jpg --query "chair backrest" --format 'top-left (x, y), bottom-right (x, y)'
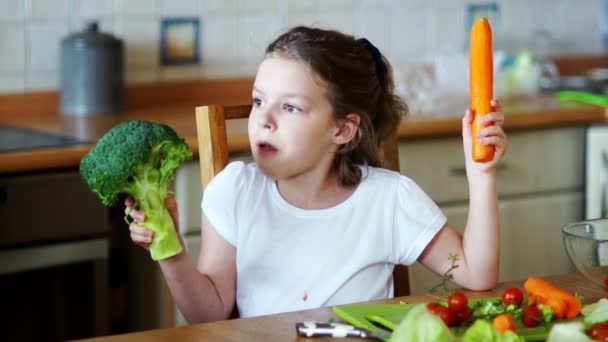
top-left (194, 104), bottom-right (410, 297)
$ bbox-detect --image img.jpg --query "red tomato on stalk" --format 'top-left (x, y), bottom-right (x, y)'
top-left (588, 322), bottom-right (608, 340)
top-left (521, 305), bottom-right (542, 327)
top-left (456, 307), bottom-right (473, 324)
top-left (448, 291), bottom-right (469, 312)
top-left (434, 306), bottom-right (457, 327)
top-left (426, 303), bottom-right (456, 327)
top-left (502, 287), bottom-right (524, 306)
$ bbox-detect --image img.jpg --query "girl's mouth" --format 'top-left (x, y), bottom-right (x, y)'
top-left (257, 141), bottom-right (278, 155)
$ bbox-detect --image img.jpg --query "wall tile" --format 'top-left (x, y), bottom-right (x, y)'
top-left (287, 11), bottom-right (321, 28)
top-left (0, 22), bottom-right (25, 72)
top-left (316, 11), bottom-right (355, 34)
top-left (117, 20), bottom-right (159, 68)
top-left (116, 0), bottom-right (158, 17)
top-left (26, 70), bottom-right (58, 90)
top-left (28, 21), bottom-right (69, 71)
top-left (287, 0), bottom-right (316, 12)
top-left (160, 65), bottom-right (202, 80)
top-left (238, 0), bottom-right (280, 11)
top-left (0, 74), bottom-right (25, 93)
top-left (159, 0), bottom-right (199, 17)
top-left (201, 14), bottom-right (237, 64)
top-left (30, 0), bottom-right (69, 20)
top-left (203, 0), bottom-right (238, 13)
top-left (72, 0), bottom-right (114, 20)
top-left (126, 69), bottom-right (159, 83)
top-left (0, 0), bottom-right (25, 21)
top-left (202, 63), bottom-right (248, 78)
top-left (238, 13), bottom-right (283, 63)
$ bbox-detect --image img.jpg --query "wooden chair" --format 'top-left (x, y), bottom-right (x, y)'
top-left (194, 104), bottom-right (410, 303)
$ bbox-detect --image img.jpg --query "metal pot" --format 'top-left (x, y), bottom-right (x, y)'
top-left (60, 22), bottom-right (124, 116)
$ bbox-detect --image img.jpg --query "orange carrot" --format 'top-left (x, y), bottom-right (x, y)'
top-left (492, 313), bottom-right (516, 333)
top-left (523, 276), bottom-right (582, 319)
top-left (469, 17), bottom-right (495, 162)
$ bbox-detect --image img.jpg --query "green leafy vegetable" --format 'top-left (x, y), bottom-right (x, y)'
top-left (582, 298), bottom-right (608, 329)
top-left (79, 119), bottom-right (193, 260)
top-left (546, 321), bottom-right (592, 342)
top-left (392, 304), bottom-right (457, 342)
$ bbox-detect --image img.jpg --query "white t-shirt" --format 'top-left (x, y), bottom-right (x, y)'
top-left (201, 161), bottom-right (446, 318)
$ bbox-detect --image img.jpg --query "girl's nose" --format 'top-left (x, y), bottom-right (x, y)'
top-left (258, 107), bottom-right (276, 131)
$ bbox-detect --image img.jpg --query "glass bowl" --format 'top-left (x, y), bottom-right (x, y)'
top-left (563, 218), bottom-right (608, 290)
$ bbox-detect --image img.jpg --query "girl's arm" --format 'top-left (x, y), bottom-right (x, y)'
top-left (418, 99), bottom-right (506, 290)
top-left (128, 198), bottom-right (237, 323)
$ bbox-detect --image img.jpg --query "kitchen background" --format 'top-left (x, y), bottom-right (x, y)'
top-left (1, 0), bottom-right (608, 341)
top-left (0, 0), bottom-right (606, 95)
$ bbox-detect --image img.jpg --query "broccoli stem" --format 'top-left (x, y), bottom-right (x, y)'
top-left (125, 164), bottom-right (183, 261)
top-left (139, 187), bottom-right (182, 261)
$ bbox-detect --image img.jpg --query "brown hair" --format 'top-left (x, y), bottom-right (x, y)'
top-left (265, 26), bottom-right (408, 186)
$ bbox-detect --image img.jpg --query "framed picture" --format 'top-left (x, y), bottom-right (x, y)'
top-left (160, 17), bottom-right (201, 65)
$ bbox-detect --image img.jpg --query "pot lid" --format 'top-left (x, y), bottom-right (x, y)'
top-left (61, 21), bottom-right (122, 49)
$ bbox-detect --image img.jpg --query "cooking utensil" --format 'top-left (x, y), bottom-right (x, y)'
top-left (60, 21), bottom-right (124, 116)
top-left (295, 322), bottom-right (391, 340)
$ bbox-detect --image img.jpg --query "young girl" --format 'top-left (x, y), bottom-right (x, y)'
top-left (127, 26), bottom-right (507, 323)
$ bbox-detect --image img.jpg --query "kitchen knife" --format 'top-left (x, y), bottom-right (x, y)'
top-left (295, 321), bottom-right (391, 340)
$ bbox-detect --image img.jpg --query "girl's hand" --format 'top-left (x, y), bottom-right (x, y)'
top-left (125, 197), bottom-right (153, 250)
top-left (124, 196), bottom-right (181, 251)
top-left (462, 99), bottom-right (507, 175)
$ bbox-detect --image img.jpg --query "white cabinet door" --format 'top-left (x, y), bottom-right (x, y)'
top-left (408, 191), bottom-right (582, 295)
top-left (586, 125), bottom-right (608, 219)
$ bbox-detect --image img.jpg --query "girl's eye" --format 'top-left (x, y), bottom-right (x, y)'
top-left (252, 97), bottom-right (263, 107)
top-left (283, 104), bottom-right (301, 114)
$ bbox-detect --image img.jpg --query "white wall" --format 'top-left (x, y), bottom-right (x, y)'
top-left (0, 0), bottom-right (604, 93)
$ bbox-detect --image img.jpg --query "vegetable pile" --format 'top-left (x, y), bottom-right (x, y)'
top-left (391, 275), bottom-right (608, 341)
top-left (79, 119), bottom-right (193, 260)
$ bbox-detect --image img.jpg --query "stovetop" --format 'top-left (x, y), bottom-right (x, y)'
top-left (0, 124), bottom-right (89, 152)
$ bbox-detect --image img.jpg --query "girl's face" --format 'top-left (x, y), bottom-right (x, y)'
top-left (248, 56), bottom-right (339, 181)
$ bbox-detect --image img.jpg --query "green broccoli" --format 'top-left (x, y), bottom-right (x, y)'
top-left (80, 119), bottom-right (193, 260)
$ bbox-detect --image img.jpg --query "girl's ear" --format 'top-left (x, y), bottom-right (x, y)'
top-left (333, 113), bottom-right (361, 145)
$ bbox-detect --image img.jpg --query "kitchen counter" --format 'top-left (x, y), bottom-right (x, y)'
top-left (0, 94), bottom-right (604, 174)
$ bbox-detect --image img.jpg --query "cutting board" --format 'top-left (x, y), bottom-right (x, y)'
top-left (333, 299), bottom-right (552, 341)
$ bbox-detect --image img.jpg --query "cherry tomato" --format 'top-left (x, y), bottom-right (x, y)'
top-left (521, 305), bottom-right (542, 327)
top-left (426, 302), bottom-right (439, 312)
top-left (455, 307), bottom-right (473, 324)
top-left (434, 306), bottom-right (457, 327)
top-left (502, 287), bottom-right (524, 306)
top-left (604, 274), bottom-right (608, 288)
top-left (588, 322), bottom-right (608, 340)
top-left (448, 291), bottom-right (469, 312)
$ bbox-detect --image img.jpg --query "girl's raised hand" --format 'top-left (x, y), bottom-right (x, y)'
top-left (125, 197), bottom-right (153, 250)
top-left (462, 99), bottom-right (507, 174)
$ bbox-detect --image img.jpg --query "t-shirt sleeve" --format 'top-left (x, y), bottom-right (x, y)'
top-left (392, 176), bottom-right (447, 265)
top-left (200, 161), bottom-right (247, 246)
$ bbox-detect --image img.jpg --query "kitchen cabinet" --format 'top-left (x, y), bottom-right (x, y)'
top-left (402, 126), bottom-right (585, 294)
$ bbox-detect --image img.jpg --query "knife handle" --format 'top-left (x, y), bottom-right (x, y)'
top-left (296, 321), bottom-right (369, 338)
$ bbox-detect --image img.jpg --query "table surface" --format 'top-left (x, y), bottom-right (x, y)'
top-left (75, 272), bottom-right (604, 342)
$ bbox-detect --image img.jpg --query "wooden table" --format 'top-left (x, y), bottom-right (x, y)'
top-left (76, 272), bottom-right (604, 342)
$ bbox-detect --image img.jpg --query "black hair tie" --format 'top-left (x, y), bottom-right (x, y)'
top-left (358, 38), bottom-right (387, 77)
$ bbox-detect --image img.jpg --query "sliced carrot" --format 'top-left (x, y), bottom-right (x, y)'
top-left (469, 17), bottom-right (495, 162)
top-left (493, 313), bottom-right (516, 333)
top-left (524, 277), bottom-right (582, 319)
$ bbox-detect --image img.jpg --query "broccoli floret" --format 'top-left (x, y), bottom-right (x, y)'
top-left (80, 119), bottom-right (193, 260)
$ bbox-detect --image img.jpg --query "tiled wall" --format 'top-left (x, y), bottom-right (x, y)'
top-left (0, 0), bottom-right (604, 94)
